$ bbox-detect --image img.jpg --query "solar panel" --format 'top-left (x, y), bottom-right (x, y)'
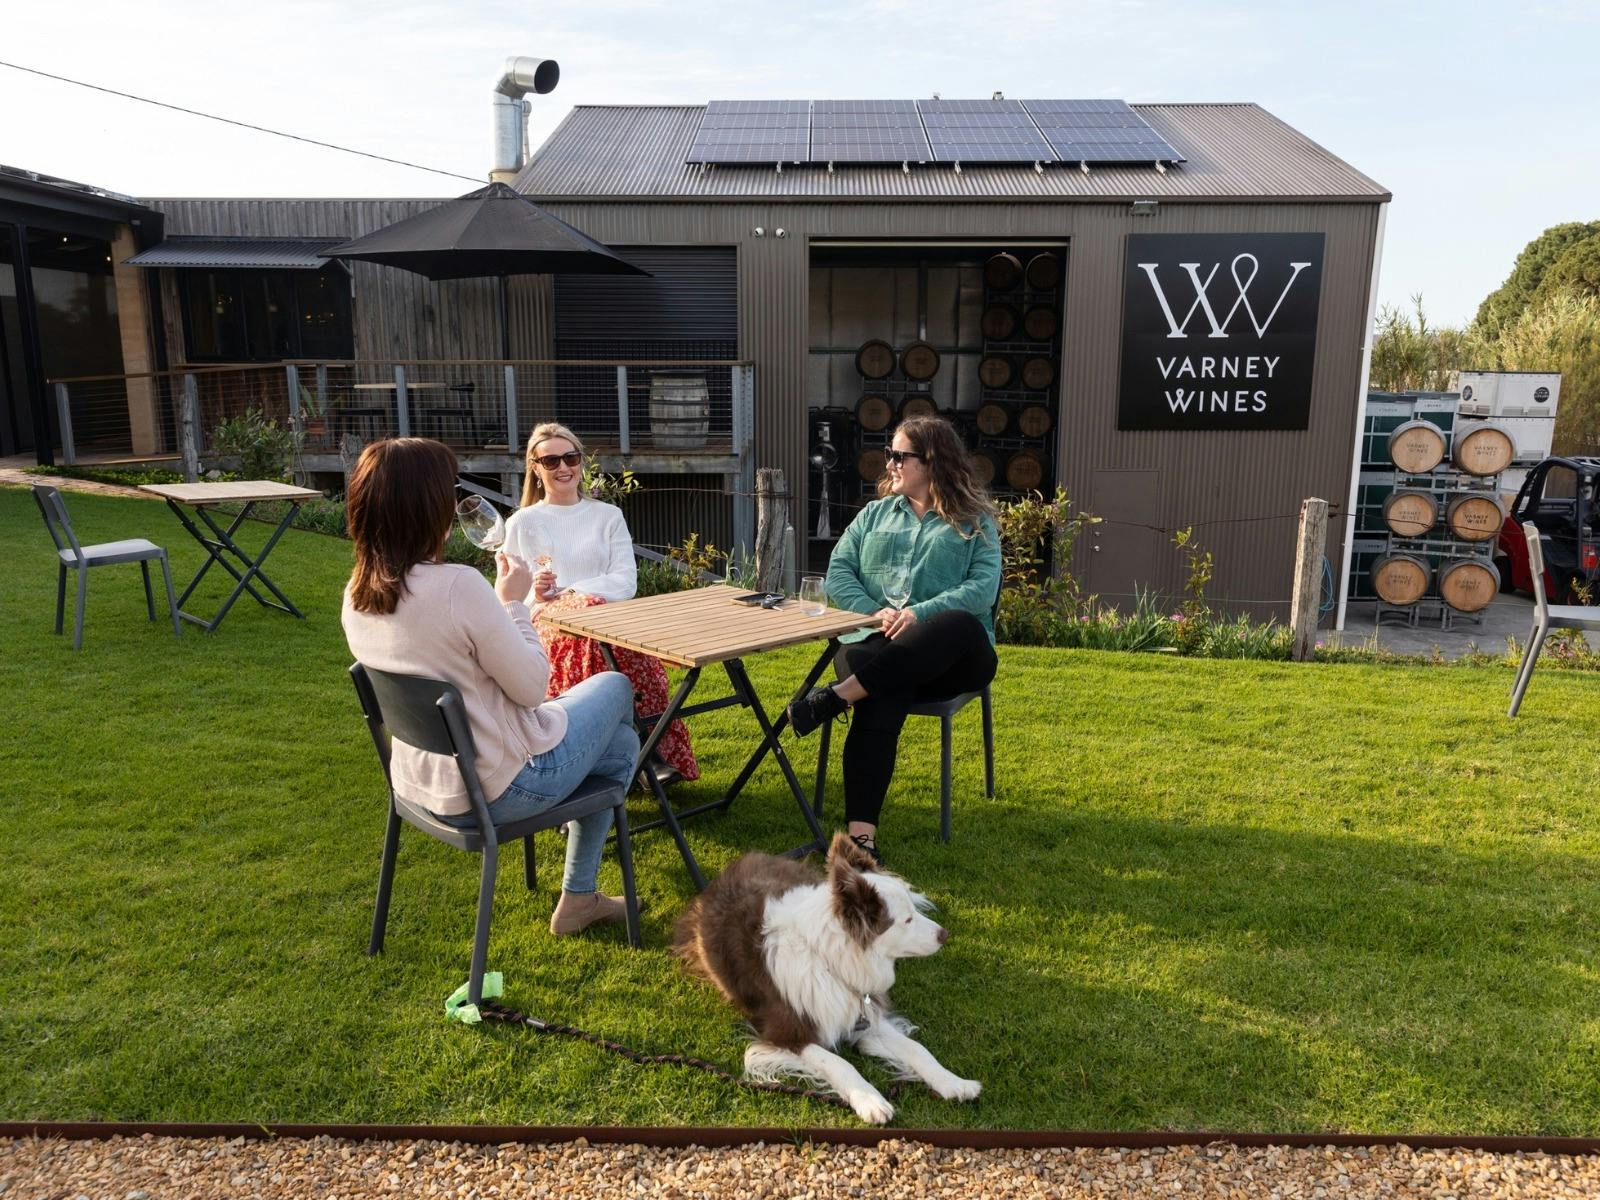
top-left (1021, 99), bottom-right (1184, 164)
top-left (918, 99), bottom-right (1054, 163)
top-left (811, 100), bottom-right (930, 163)
top-left (686, 100), bottom-right (810, 164)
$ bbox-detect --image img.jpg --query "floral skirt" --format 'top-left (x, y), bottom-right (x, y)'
top-left (536, 592), bottom-right (700, 782)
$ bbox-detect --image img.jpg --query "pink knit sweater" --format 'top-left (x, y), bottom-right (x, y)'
top-left (342, 562), bottom-right (569, 815)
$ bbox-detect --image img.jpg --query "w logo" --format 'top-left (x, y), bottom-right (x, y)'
top-left (1136, 253), bottom-right (1312, 340)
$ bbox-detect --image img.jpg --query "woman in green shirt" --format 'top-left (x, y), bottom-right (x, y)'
top-left (788, 416), bottom-right (1001, 865)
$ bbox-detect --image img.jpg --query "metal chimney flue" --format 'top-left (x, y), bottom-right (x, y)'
top-left (491, 56), bottom-right (559, 184)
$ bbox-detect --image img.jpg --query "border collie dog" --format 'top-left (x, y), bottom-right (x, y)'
top-left (672, 832), bottom-right (980, 1124)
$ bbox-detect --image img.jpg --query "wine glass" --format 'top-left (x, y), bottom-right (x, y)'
top-left (799, 575), bottom-right (827, 617)
top-left (455, 495), bottom-right (504, 551)
top-left (882, 564), bottom-right (911, 613)
top-left (527, 531), bottom-right (559, 595)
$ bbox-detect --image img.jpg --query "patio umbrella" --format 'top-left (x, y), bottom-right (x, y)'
top-left (319, 182), bottom-right (649, 360)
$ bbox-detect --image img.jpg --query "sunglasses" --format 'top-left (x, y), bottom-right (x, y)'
top-left (531, 451), bottom-right (584, 469)
top-left (884, 449), bottom-right (926, 466)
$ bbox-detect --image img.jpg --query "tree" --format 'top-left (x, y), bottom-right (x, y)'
top-left (1472, 221), bottom-right (1600, 343)
top-left (1478, 292), bottom-right (1600, 455)
top-left (1369, 295), bottom-right (1475, 393)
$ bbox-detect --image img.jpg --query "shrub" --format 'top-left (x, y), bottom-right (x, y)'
top-left (212, 409), bottom-right (296, 481)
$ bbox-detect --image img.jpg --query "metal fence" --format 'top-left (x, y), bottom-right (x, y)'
top-left (45, 358), bottom-right (754, 470)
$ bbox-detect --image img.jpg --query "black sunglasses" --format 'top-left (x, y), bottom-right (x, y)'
top-left (532, 451), bottom-right (584, 469)
top-left (884, 449), bottom-right (926, 466)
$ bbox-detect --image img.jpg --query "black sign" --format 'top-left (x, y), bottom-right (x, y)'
top-left (1118, 233), bottom-right (1325, 431)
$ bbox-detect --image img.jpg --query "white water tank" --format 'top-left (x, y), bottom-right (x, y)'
top-left (1457, 370), bottom-right (1560, 417)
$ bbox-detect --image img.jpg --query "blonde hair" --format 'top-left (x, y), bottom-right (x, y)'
top-left (520, 422), bottom-right (587, 507)
top-left (877, 415), bottom-right (996, 538)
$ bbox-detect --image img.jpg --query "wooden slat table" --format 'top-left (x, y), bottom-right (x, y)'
top-left (139, 481), bottom-right (322, 632)
top-left (540, 584), bottom-right (873, 888)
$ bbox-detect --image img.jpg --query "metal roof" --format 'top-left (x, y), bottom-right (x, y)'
top-left (124, 237), bottom-right (345, 269)
top-left (515, 103), bottom-right (1389, 204)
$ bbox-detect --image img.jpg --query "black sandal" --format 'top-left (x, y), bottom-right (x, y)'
top-left (849, 833), bottom-right (883, 868)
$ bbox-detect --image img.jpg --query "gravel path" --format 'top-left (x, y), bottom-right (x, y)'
top-left (4, 1135), bottom-right (1597, 1198)
top-left (0, 468), bottom-right (153, 498)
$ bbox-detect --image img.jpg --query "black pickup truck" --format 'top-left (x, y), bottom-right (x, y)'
top-left (1497, 456), bottom-right (1600, 601)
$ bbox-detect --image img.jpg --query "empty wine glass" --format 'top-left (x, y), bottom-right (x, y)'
top-left (799, 575), bottom-right (826, 616)
top-left (527, 531), bottom-right (559, 594)
top-left (455, 495), bottom-right (504, 551)
top-left (882, 564), bottom-right (911, 613)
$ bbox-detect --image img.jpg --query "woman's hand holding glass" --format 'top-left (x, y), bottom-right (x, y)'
top-left (878, 564), bottom-right (916, 639)
top-left (495, 551), bottom-right (534, 605)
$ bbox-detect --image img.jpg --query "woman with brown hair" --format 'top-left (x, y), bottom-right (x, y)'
top-left (787, 416), bottom-right (1001, 865)
top-left (341, 437), bottom-right (639, 936)
top-left (504, 422), bottom-right (699, 785)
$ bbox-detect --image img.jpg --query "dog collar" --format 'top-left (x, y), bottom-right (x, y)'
top-left (852, 994), bottom-right (877, 1034)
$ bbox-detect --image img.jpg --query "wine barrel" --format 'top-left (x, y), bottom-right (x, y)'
top-left (1020, 356), bottom-right (1055, 391)
top-left (1445, 491), bottom-right (1507, 541)
top-left (1372, 553), bottom-right (1431, 606)
top-left (1438, 557), bottom-right (1500, 612)
top-left (901, 340), bottom-right (941, 381)
top-left (855, 339), bottom-right (896, 380)
top-left (979, 356), bottom-right (1015, 390)
top-left (1025, 252), bottom-right (1061, 291)
top-left (1005, 447), bottom-right (1046, 492)
top-left (1017, 403), bottom-right (1053, 439)
top-left (1388, 420), bottom-right (1447, 474)
top-left (970, 449), bottom-right (1000, 489)
top-left (976, 402), bottom-right (1010, 436)
top-left (1022, 305), bottom-right (1057, 342)
top-left (857, 447), bottom-right (886, 482)
top-left (899, 394), bottom-right (938, 421)
top-left (980, 304), bottom-right (1019, 341)
top-left (984, 252), bottom-right (1023, 291)
top-left (855, 393), bottom-right (893, 432)
top-left (1381, 489), bottom-right (1437, 537)
top-left (648, 373), bottom-right (710, 450)
top-left (1452, 423), bottom-right (1516, 476)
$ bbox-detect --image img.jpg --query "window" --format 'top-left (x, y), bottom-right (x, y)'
top-left (181, 267), bottom-right (351, 361)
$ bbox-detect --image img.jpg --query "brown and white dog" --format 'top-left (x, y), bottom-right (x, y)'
top-left (672, 832), bottom-right (980, 1124)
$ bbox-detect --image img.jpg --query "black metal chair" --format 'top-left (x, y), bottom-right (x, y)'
top-left (419, 381), bottom-right (477, 447)
top-left (350, 663), bottom-right (641, 1005)
top-left (32, 483), bottom-right (180, 651)
top-left (1508, 524), bottom-right (1600, 717)
top-left (812, 589), bottom-right (1000, 843)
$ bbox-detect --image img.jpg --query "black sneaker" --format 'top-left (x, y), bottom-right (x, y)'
top-left (787, 685), bottom-right (848, 737)
top-left (850, 833), bottom-right (884, 868)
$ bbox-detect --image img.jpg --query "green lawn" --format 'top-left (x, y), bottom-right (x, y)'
top-left (4, 484), bottom-right (1600, 1134)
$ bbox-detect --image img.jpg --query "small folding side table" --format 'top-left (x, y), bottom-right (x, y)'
top-left (139, 481), bottom-right (322, 632)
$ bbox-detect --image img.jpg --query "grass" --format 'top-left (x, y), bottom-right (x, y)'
top-left (4, 485), bottom-right (1600, 1134)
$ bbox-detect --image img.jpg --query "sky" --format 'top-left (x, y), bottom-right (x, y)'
top-left (2, 0), bottom-right (1596, 327)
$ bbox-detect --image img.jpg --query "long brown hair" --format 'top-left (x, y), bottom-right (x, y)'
top-left (520, 422), bottom-right (587, 507)
top-left (877, 415), bottom-right (996, 537)
top-left (347, 437), bottom-right (458, 614)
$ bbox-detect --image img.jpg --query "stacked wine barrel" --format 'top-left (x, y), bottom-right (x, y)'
top-left (1370, 413), bottom-right (1515, 617)
top-left (975, 250), bottom-right (1060, 495)
top-left (851, 335), bottom-right (942, 491)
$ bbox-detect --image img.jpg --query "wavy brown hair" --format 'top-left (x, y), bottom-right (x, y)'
top-left (876, 415), bottom-right (996, 538)
top-left (347, 437), bottom-right (458, 615)
top-left (520, 422), bottom-right (587, 507)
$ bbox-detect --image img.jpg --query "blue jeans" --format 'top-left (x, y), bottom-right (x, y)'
top-left (440, 671), bottom-right (639, 893)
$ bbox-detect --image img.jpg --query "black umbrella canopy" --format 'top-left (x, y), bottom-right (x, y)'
top-left (320, 182), bottom-right (648, 280)
top-left (320, 182), bottom-right (648, 360)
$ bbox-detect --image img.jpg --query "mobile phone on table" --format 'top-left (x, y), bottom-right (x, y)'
top-left (731, 591), bottom-right (786, 607)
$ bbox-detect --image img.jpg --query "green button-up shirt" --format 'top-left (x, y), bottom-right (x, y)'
top-left (825, 496), bottom-right (1002, 645)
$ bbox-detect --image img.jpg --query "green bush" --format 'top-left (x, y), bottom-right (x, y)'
top-left (212, 408), bottom-right (296, 481)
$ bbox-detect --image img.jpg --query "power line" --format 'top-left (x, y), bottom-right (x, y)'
top-left (0, 58), bottom-right (484, 186)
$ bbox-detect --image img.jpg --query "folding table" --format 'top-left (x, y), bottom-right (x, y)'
top-left (538, 584), bottom-right (873, 889)
top-left (139, 481), bottom-right (322, 632)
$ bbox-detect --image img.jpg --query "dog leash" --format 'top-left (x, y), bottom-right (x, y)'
top-left (476, 999), bottom-right (901, 1114)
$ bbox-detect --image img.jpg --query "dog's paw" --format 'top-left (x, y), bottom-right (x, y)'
top-left (932, 1075), bottom-right (982, 1102)
top-left (848, 1090), bottom-right (895, 1125)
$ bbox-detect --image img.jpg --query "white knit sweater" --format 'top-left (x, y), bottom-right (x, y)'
top-left (503, 498), bottom-right (637, 601)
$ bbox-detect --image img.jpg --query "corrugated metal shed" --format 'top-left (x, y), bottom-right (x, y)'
top-left (125, 237), bottom-right (345, 269)
top-left (515, 104), bottom-right (1389, 203)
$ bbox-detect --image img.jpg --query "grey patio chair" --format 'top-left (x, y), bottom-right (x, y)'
top-left (1508, 524), bottom-right (1600, 717)
top-left (812, 587), bottom-right (1000, 843)
top-left (32, 483), bottom-right (180, 651)
top-left (350, 663), bottom-right (641, 1006)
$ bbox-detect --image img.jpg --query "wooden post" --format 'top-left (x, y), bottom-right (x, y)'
top-left (180, 373), bottom-right (200, 482)
top-left (394, 364), bottom-right (410, 437)
top-left (755, 468), bottom-right (788, 593)
top-left (616, 365), bottom-right (631, 455)
top-left (339, 433), bottom-right (364, 496)
top-left (1291, 497), bottom-right (1329, 662)
top-left (53, 384), bottom-right (76, 465)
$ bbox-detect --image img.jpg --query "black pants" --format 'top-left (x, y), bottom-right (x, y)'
top-left (834, 609), bottom-right (998, 827)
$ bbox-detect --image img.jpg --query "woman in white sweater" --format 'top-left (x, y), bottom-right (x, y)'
top-left (341, 437), bottom-right (638, 937)
top-left (504, 423), bottom-right (699, 783)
